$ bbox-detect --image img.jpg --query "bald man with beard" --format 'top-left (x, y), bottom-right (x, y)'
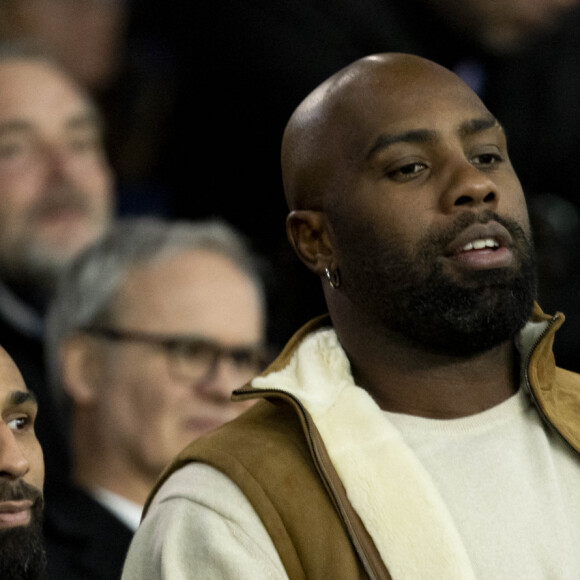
top-left (122, 54), bottom-right (580, 580)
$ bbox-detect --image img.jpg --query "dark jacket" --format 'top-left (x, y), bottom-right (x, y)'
top-left (42, 484), bottom-right (134, 580)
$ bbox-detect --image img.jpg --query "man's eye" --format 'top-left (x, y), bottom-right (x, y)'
top-left (386, 162), bottom-right (427, 180)
top-left (69, 136), bottom-right (101, 153)
top-left (473, 153), bottom-right (503, 166)
top-left (7, 416), bottom-right (31, 431)
top-left (230, 349), bottom-right (256, 368)
top-left (177, 341), bottom-right (213, 359)
top-left (0, 142), bottom-right (26, 160)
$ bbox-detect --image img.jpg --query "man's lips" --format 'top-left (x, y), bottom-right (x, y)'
top-left (444, 221), bottom-right (514, 269)
top-left (0, 500), bottom-right (33, 528)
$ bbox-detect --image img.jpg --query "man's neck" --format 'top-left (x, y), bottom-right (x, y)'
top-left (73, 459), bottom-right (154, 508)
top-left (72, 417), bottom-right (157, 507)
top-left (338, 324), bottom-right (518, 420)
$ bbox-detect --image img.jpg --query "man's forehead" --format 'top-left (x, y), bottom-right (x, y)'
top-left (0, 58), bottom-right (93, 114)
top-left (282, 53), bottom-right (489, 208)
top-left (303, 58), bottom-right (484, 145)
top-left (337, 75), bottom-right (494, 157)
top-left (0, 85), bottom-right (100, 136)
top-left (0, 58), bottom-right (59, 90)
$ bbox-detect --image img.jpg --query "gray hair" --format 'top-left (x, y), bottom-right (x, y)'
top-left (45, 216), bottom-right (266, 416)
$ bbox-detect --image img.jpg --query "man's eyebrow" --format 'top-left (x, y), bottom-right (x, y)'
top-left (5, 390), bottom-right (37, 407)
top-left (366, 129), bottom-right (437, 160)
top-left (365, 116), bottom-right (503, 161)
top-left (458, 116), bottom-right (502, 138)
top-left (0, 120), bottom-right (33, 137)
top-left (0, 110), bottom-right (103, 138)
top-left (65, 110), bottom-right (104, 131)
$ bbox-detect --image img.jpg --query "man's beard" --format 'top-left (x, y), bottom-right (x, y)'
top-left (0, 481), bottom-right (46, 580)
top-left (336, 210), bottom-right (538, 356)
top-left (0, 184), bottom-right (110, 307)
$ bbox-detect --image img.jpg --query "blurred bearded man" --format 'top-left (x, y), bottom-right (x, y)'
top-left (0, 42), bottom-right (114, 494)
top-left (0, 346), bottom-right (46, 579)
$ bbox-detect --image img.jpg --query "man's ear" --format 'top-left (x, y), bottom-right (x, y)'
top-left (286, 210), bottom-right (334, 275)
top-left (60, 335), bottom-right (102, 406)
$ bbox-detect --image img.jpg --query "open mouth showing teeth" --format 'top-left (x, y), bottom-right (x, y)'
top-left (461, 238), bottom-right (500, 252)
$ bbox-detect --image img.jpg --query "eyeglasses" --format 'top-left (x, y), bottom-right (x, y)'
top-left (82, 327), bottom-right (270, 382)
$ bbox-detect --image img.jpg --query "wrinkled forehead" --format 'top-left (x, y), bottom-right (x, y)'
top-left (0, 57), bottom-right (93, 111)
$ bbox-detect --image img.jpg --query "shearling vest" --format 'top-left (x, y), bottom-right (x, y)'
top-left (144, 304), bottom-right (580, 580)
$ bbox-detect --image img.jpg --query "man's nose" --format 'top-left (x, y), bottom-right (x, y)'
top-left (440, 160), bottom-right (499, 213)
top-left (0, 424), bottom-right (29, 479)
top-left (38, 143), bottom-right (75, 185)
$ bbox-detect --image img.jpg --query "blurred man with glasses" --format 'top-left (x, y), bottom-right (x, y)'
top-left (40, 217), bottom-right (268, 580)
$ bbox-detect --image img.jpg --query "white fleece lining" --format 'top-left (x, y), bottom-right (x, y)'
top-left (252, 329), bottom-right (476, 580)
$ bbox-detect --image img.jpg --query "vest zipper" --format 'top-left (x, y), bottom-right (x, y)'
top-left (523, 314), bottom-right (580, 458)
top-left (234, 387), bottom-right (387, 580)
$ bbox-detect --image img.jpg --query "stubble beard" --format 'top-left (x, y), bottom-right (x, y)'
top-left (0, 184), bottom-right (110, 303)
top-left (336, 210), bottom-right (538, 356)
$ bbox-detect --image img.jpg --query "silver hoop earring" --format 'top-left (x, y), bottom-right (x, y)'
top-left (325, 267), bottom-right (341, 289)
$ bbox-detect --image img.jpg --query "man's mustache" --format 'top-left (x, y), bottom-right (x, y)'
top-left (432, 209), bottom-right (530, 250)
top-left (0, 481), bottom-right (43, 509)
top-left (27, 186), bottom-right (92, 221)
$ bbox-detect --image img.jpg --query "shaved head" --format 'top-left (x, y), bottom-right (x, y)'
top-left (282, 51), bottom-right (536, 422)
top-left (281, 53), bottom-right (488, 212)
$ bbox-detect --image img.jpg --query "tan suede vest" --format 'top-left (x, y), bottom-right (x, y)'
top-left (157, 399), bottom-right (381, 579)
top-left (145, 305), bottom-right (580, 580)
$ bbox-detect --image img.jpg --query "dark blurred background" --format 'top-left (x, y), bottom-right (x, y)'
top-left (3, 0), bottom-right (580, 368)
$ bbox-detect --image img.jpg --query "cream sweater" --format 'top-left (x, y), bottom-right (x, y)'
top-left (123, 325), bottom-right (580, 579)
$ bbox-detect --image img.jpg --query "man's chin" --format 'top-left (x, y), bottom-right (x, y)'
top-left (408, 286), bottom-right (535, 356)
top-left (36, 217), bottom-right (104, 255)
top-left (389, 257), bottom-right (538, 356)
top-left (21, 222), bottom-right (106, 279)
top-left (0, 520), bottom-right (46, 580)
